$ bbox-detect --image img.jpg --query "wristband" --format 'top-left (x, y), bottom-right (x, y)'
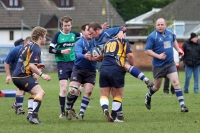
top-left (39, 72), bottom-right (43, 77)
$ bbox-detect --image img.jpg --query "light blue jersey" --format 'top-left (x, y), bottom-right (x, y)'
top-left (145, 29), bottom-right (176, 66)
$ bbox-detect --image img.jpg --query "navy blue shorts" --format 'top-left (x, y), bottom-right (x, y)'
top-left (57, 61), bottom-right (74, 80)
top-left (99, 66), bottom-right (126, 88)
top-left (70, 66), bottom-right (96, 85)
top-left (12, 76), bottom-right (38, 92)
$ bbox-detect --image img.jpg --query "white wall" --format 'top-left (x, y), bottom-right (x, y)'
top-left (0, 29), bottom-right (32, 45)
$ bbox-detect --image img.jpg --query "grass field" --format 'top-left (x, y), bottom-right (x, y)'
top-left (0, 71), bottom-right (200, 133)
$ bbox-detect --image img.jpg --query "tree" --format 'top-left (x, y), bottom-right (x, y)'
top-left (109, 0), bottom-right (175, 21)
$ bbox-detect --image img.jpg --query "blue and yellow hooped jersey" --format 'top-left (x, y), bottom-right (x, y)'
top-left (102, 38), bottom-right (132, 67)
top-left (12, 41), bottom-right (41, 77)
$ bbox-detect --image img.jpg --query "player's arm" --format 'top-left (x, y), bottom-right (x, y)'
top-left (145, 36), bottom-right (166, 60)
top-left (107, 26), bottom-right (126, 39)
top-left (75, 40), bottom-right (92, 60)
top-left (125, 40), bottom-right (134, 66)
top-left (126, 53), bottom-right (134, 66)
top-left (4, 48), bottom-right (16, 84)
top-left (49, 32), bottom-right (71, 54)
top-left (174, 40), bottom-right (184, 56)
top-left (49, 44), bottom-right (71, 54)
top-left (4, 62), bottom-right (11, 84)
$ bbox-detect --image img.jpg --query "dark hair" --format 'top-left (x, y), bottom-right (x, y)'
top-left (81, 23), bottom-right (89, 31)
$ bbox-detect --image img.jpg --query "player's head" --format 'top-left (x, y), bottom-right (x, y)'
top-left (24, 36), bottom-right (31, 46)
top-left (31, 26), bottom-right (47, 45)
top-left (88, 22), bottom-right (102, 39)
top-left (60, 16), bottom-right (72, 34)
top-left (155, 18), bottom-right (167, 34)
top-left (81, 23), bottom-right (92, 40)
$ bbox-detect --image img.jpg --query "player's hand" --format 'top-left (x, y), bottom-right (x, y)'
top-left (32, 73), bottom-right (39, 80)
top-left (84, 51), bottom-right (92, 60)
top-left (158, 52), bottom-right (166, 60)
top-left (115, 31), bottom-right (125, 39)
top-left (61, 49), bottom-right (71, 54)
top-left (6, 75), bottom-right (11, 84)
top-left (178, 50), bottom-right (184, 56)
top-left (41, 74), bottom-right (51, 81)
top-left (37, 63), bottom-right (45, 69)
top-left (92, 55), bottom-right (103, 62)
top-left (102, 22), bottom-right (109, 29)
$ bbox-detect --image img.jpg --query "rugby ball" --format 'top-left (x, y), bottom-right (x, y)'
top-left (92, 47), bottom-right (102, 57)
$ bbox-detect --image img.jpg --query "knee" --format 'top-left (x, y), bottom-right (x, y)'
top-left (41, 90), bottom-right (45, 97)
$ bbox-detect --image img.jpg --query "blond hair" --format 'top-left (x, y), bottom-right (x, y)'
top-left (31, 26), bottom-right (47, 42)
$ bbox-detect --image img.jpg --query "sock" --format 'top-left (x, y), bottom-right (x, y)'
top-left (66, 93), bottom-right (76, 111)
top-left (16, 95), bottom-right (24, 109)
top-left (147, 88), bottom-right (155, 97)
top-left (175, 89), bottom-right (185, 107)
top-left (28, 95), bottom-right (35, 114)
top-left (128, 66), bottom-right (149, 82)
top-left (79, 96), bottom-right (90, 115)
top-left (32, 98), bottom-right (42, 118)
top-left (117, 104), bottom-right (123, 116)
top-left (100, 96), bottom-right (109, 112)
top-left (71, 95), bottom-right (78, 109)
top-left (111, 97), bottom-right (122, 120)
top-left (59, 96), bottom-right (65, 113)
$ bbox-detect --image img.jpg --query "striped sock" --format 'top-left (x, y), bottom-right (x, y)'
top-left (79, 96), bottom-right (90, 115)
top-left (147, 88), bottom-right (155, 97)
top-left (175, 89), bottom-right (185, 107)
top-left (128, 66), bottom-right (149, 82)
top-left (16, 95), bottom-right (24, 109)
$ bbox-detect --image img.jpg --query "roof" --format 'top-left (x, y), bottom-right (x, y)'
top-left (125, 8), bottom-right (161, 25)
top-left (145, 0), bottom-right (200, 22)
top-left (0, 0), bottom-right (124, 29)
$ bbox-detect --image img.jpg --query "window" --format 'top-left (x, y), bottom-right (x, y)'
top-left (9, 0), bottom-right (18, 6)
top-left (59, 0), bottom-right (72, 7)
top-left (9, 31), bottom-right (14, 40)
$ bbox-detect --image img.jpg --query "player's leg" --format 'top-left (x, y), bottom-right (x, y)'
top-left (57, 62), bottom-right (73, 118)
top-left (14, 89), bottom-right (25, 115)
top-left (111, 87), bottom-right (124, 122)
top-left (100, 87), bottom-right (112, 122)
top-left (124, 63), bottom-right (154, 88)
top-left (76, 83), bottom-right (94, 120)
top-left (28, 84), bottom-right (45, 124)
top-left (66, 82), bottom-right (80, 120)
top-left (168, 72), bottom-right (189, 112)
top-left (145, 65), bottom-right (165, 110)
top-left (26, 95), bottom-right (35, 121)
top-left (76, 69), bottom-right (96, 120)
top-left (145, 78), bottom-right (161, 110)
